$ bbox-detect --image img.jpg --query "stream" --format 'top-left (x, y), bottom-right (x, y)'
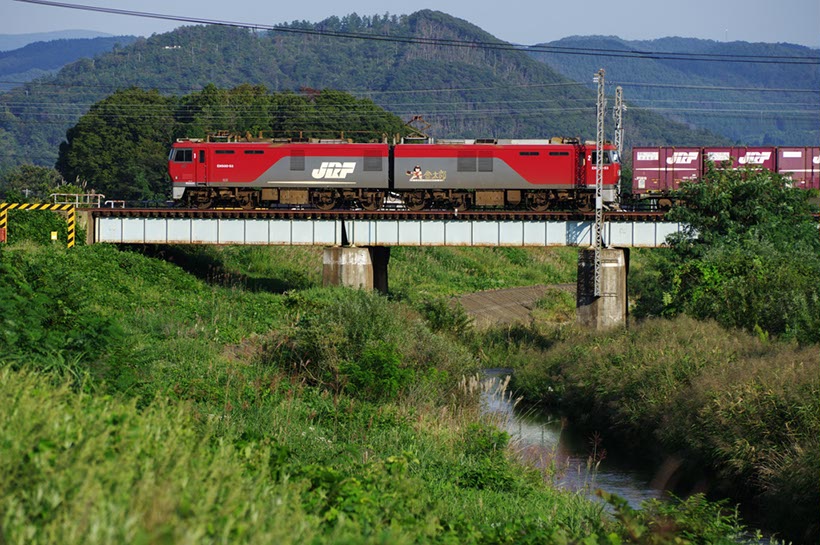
top-left (480, 370), bottom-right (783, 544)
top-left (482, 369), bottom-right (666, 508)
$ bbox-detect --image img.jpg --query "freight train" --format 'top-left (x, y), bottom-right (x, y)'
top-left (168, 135), bottom-right (621, 211)
top-left (168, 136), bottom-right (820, 212)
top-left (632, 146), bottom-right (820, 199)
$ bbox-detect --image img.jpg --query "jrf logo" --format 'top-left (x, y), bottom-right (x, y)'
top-left (666, 152), bottom-right (699, 165)
top-left (814, 155), bottom-right (820, 165)
top-left (312, 162), bottom-right (356, 179)
top-left (738, 152), bottom-right (772, 165)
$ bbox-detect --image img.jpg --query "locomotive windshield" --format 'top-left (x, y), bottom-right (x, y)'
top-left (171, 148), bottom-right (193, 162)
top-left (590, 150), bottom-right (620, 165)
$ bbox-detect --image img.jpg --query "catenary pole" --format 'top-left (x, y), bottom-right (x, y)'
top-left (594, 69), bottom-right (606, 297)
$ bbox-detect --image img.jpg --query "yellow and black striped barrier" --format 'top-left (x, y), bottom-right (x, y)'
top-left (0, 203), bottom-right (76, 248)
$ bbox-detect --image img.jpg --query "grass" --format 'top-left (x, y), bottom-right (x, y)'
top-left (510, 316), bottom-right (820, 544)
top-left (0, 235), bottom-right (762, 544)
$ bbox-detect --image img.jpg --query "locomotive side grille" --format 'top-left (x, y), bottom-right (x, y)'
top-left (478, 157), bottom-right (493, 172)
top-left (364, 156), bottom-right (383, 172)
top-left (290, 151), bottom-right (305, 171)
top-left (458, 154), bottom-right (477, 172)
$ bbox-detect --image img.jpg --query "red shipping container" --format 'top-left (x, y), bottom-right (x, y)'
top-left (632, 147), bottom-right (702, 194)
top-left (777, 147), bottom-right (820, 191)
top-left (703, 147), bottom-right (776, 171)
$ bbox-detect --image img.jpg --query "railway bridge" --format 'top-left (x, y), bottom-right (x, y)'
top-left (83, 208), bottom-right (686, 329)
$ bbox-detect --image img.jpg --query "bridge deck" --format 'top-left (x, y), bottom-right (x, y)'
top-left (89, 209), bottom-right (684, 248)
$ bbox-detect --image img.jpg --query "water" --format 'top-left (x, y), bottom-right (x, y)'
top-left (481, 370), bottom-right (665, 508)
top-left (481, 371), bottom-right (777, 542)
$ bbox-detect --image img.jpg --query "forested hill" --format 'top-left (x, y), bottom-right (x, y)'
top-left (0, 30), bottom-right (113, 51)
top-left (529, 36), bottom-right (820, 145)
top-left (0, 11), bottom-right (725, 172)
top-left (0, 36), bottom-right (138, 91)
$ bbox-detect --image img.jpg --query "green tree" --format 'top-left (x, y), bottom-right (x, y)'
top-left (641, 165), bottom-right (820, 344)
top-left (0, 164), bottom-right (65, 201)
top-left (56, 87), bottom-right (176, 201)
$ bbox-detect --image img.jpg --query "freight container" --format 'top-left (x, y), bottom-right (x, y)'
top-left (777, 147), bottom-right (820, 191)
top-left (632, 147), bottom-right (702, 195)
top-left (703, 147), bottom-right (776, 171)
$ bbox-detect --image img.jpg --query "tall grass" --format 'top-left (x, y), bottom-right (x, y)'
top-left (512, 316), bottom-right (820, 544)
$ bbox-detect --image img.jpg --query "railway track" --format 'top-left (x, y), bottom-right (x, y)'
top-left (89, 207), bottom-right (670, 223)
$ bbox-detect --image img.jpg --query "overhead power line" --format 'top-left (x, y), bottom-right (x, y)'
top-left (3, 78), bottom-right (818, 97)
top-left (14, 0), bottom-right (820, 65)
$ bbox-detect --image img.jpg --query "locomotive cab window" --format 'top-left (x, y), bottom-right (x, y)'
top-left (590, 151), bottom-right (613, 165)
top-left (171, 148), bottom-right (193, 162)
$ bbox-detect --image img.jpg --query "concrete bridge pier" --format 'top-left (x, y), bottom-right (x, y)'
top-left (576, 248), bottom-right (628, 329)
top-left (322, 246), bottom-right (391, 294)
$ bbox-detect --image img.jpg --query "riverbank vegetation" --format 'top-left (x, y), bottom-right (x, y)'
top-left (0, 223), bottom-right (760, 543)
top-left (511, 167), bottom-right (820, 544)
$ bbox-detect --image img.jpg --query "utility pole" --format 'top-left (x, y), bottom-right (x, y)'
top-left (613, 86), bottom-right (624, 157)
top-left (613, 85), bottom-right (625, 204)
top-left (593, 69), bottom-right (606, 297)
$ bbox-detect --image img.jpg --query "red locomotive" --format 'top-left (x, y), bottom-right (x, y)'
top-left (169, 135), bottom-right (621, 210)
top-left (632, 146), bottom-right (820, 198)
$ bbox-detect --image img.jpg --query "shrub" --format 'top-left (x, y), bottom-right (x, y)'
top-left (267, 288), bottom-right (476, 402)
top-left (4, 209), bottom-right (86, 247)
top-left (419, 297), bottom-right (473, 336)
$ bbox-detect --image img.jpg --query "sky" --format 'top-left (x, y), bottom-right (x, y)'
top-left (2, 0), bottom-right (819, 48)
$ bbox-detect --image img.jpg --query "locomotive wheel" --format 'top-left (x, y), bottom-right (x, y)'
top-left (187, 189), bottom-right (214, 210)
top-left (239, 192), bottom-right (257, 210)
top-left (526, 191), bottom-right (549, 212)
top-left (360, 191), bottom-right (385, 211)
top-left (405, 191), bottom-right (427, 211)
top-left (194, 193), bottom-right (214, 210)
top-left (577, 195), bottom-right (593, 213)
top-left (451, 193), bottom-right (470, 211)
top-left (312, 190), bottom-right (339, 211)
top-left (315, 199), bottom-right (339, 211)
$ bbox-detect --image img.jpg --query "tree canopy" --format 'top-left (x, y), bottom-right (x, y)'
top-left (0, 164), bottom-right (66, 202)
top-left (635, 166), bottom-right (820, 344)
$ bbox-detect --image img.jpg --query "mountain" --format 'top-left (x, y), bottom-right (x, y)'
top-left (0, 36), bottom-right (139, 91)
top-left (528, 36), bottom-right (820, 145)
top-left (0, 12), bottom-right (727, 173)
top-left (0, 30), bottom-right (114, 51)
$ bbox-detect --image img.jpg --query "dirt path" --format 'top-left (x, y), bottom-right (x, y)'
top-left (456, 284), bottom-right (575, 328)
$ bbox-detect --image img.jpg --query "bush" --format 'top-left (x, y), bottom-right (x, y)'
top-left (267, 288), bottom-right (476, 402)
top-left (4, 209), bottom-right (85, 247)
top-left (419, 297), bottom-right (473, 336)
top-left (649, 167), bottom-right (820, 344)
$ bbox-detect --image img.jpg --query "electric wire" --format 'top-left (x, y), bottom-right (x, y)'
top-left (14, 0), bottom-right (820, 65)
